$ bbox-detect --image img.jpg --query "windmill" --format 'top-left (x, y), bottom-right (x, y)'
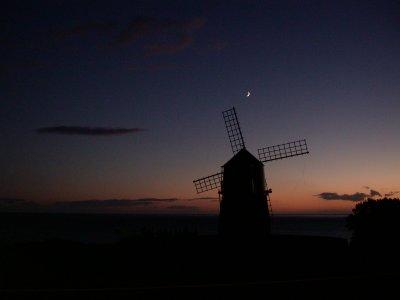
top-left (193, 107), bottom-right (309, 238)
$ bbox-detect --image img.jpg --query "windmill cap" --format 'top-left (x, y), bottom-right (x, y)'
top-left (223, 148), bottom-right (263, 168)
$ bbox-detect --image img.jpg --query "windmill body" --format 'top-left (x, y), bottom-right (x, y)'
top-left (193, 107), bottom-right (309, 238)
top-left (219, 148), bottom-right (270, 237)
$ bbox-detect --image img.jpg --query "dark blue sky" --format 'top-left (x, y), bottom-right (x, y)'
top-left (1, 1), bottom-right (400, 213)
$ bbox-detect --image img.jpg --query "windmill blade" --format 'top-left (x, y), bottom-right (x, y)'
top-left (193, 172), bottom-right (223, 194)
top-left (222, 107), bottom-right (245, 155)
top-left (258, 139), bottom-right (309, 163)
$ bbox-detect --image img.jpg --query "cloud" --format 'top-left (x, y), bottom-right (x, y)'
top-left (0, 198), bottom-right (180, 213)
top-left (55, 21), bottom-right (117, 39)
top-left (53, 199), bottom-right (152, 209)
top-left (111, 16), bottom-right (205, 55)
top-left (0, 198), bottom-right (40, 211)
top-left (52, 198), bottom-right (178, 209)
top-left (316, 192), bottom-right (368, 202)
top-left (112, 16), bottom-right (159, 46)
top-left (0, 198), bottom-right (26, 204)
top-left (36, 126), bottom-right (145, 136)
top-left (167, 205), bottom-right (199, 211)
top-left (369, 189), bottom-right (382, 198)
top-left (186, 197), bottom-right (219, 201)
top-left (145, 198), bottom-right (178, 202)
top-left (145, 34), bottom-right (193, 55)
top-left (316, 187), bottom-right (384, 202)
top-left (0, 197), bottom-right (211, 213)
top-left (364, 186), bottom-right (382, 198)
top-left (3, 16), bottom-right (207, 74)
top-left (113, 16), bottom-right (205, 45)
top-left (384, 191), bottom-right (400, 197)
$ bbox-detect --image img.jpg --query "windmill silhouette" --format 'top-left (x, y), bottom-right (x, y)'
top-left (193, 107), bottom-right (309, 238)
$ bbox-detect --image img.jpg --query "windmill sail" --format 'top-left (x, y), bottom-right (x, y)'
top-left (222, 107), bottom-right (245, 155)
top-left (193, 172), bottom-right (223, 194)
top-left (258, 139), bottom-right (309, 163)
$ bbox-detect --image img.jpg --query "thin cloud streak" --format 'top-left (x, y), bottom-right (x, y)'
top-left (112, 16), bottom-right (158, 46)
top-left (36, 126), bottom-right (145, 136)
top-left (0, 198), bottom-right (27, 204)
top-left (186, 197), bottom-right (219, 201)
top-left (47, 198), bottom-right (178, 211)
top-left (2, 15), bottom-right (210, 72)
top-left (112, 16), bottom-right (205, 46)
top-left (145, 34), bottom-right (193, 55)
top-left (0, 198), bottom-right (184, 213)
top-left (0, 197), bottom-right (220, 213)
top-left (111, 16), bottom-right (205, 55)
top-left (167, 205), bottom-right (199, 211)
top-left (0, 198), bottom-right (40, 211)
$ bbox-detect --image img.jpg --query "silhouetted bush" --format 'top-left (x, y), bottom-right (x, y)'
top-left (346, 198), bottom-right (400, 250)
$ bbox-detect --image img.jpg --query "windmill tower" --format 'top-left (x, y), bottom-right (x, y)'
top-left (193, 107), bottom-right (309, 238)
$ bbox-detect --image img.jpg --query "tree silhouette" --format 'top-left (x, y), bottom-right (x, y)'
top-left (346, 198), bottom-right (400, 250)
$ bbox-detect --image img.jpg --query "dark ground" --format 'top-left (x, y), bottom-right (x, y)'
top-left (0, 234), bottom-right (398, 299)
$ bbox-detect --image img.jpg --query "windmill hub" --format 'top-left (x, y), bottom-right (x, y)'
top-left (193, 107), bottom-right (309, 238)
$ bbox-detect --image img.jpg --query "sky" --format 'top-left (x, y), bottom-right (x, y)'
top-left (1, 0), bottom-right (400, 214)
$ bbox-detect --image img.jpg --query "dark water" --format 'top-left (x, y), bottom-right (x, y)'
top-left (271, 215), bottom-right (350, 239)
top-left (0, 213), bottom-right (350, 244)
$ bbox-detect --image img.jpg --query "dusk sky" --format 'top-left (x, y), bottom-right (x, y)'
top-left (1, 0), bottom-right (400, 214)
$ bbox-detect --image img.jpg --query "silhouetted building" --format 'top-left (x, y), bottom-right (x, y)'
top-left (193, 107), bottom-right (309, 239)
top-left (219, 148), bottom-right (270, 237)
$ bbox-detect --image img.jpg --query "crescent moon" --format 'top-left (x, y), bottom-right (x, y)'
top-left (246, 91), bottom-right (251, 97)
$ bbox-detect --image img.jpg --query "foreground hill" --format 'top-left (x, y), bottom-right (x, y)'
top-left (1, 234), bottom-right (398, 299)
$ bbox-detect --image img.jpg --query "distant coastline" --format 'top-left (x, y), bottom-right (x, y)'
top-left (0, 212), bottom-right (350, 244)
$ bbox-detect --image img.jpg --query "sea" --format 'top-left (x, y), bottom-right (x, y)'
top-left (0, 213), bottom-right (351, 245)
